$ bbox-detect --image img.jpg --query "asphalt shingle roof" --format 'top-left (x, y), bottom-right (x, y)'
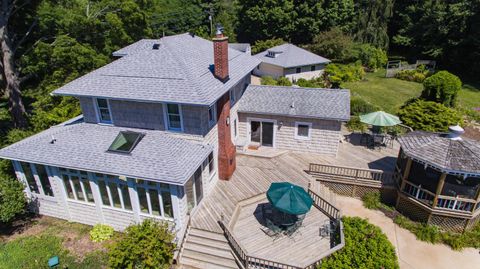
top-left (238, 85), bottom-right (350, 121)
top-left (0, 117), bottom-right (212, 185)
top-left (254, 43), bottom-right (330, 68)
top-left (398, 131), bottom-right (480, 175)
top-left (53, 33), bottom-right (260, 106)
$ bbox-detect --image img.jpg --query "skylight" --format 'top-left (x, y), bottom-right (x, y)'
top-left (108, 131), bottom-right (144, 154)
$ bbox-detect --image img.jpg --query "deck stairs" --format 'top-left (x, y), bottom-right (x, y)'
top-left (178, 227), bottom-right (239, 269)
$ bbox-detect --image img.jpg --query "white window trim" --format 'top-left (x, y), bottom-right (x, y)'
top-left (208, 104), bottom-right (217, 127)
top-left (295, 121), bottom-right (312, 140)
top-left (94, 174), bottom-right (133, 211)
top-left (60, 169), bottom-right (95, 204)
top-left (246, 117), bottom-right (277, 148)
top-left (93, 98), bottom-right (113, 125)
top-left (135, 180), bottom-right (174, 220)
top-left (163, 103), bottom-right (184, 132)
top-left (233, 118), bottom-right (238, 139)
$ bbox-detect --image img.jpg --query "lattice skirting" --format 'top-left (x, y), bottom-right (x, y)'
top-left (465, 213), bottom-right (480, 230)
top-left (317, 180), bottom-right (396, 203)
top-left (429, 215), bottom-right (468, 233)
top-left (396, 195), bottom-right (430, 223)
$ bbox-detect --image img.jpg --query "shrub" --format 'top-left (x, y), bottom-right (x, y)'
top-left (251, 38), bottom-right (285, 54)
top-left (0, 176), bottom-right (26, 223)
top-left (295, 77), bottom-right (325, 88)
top-left (90, 224), bottom-right (114, 243)
top-left (260, 76), bottom-right (292, 86)
top-left (307, 27), bottom-right (354, 62)
top-left (352, 44), bottom-right (388, 71)
top-left (395, 65), bottom-right (431, 83)
top-left (350, 96), bottom-right (381, 116)
top-left (324, 63), bottom-right (365, 88)
top-left (108, 219), bottom-right (175, 269)
top-left (320, 217), bottom-right (399, 269)
top-left (422, 71), bottom-right (462, 107)
top-left (397, 99), bottom-right (462, 132)
top-left (345, 116), bottom-right (367, 133)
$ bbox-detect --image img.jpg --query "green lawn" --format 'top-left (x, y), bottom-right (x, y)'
top-left (0, 217), bottom-right (108, 269)
top-left (342, 70), bottom-right (480, 114)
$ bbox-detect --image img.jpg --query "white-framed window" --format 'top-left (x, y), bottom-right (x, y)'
top-left (94, 173), bottom-right (132, 211)
top-left (19, 162), bottom-right (54, 197)
top-left (208, 104), bottom-right (216, 126)
top-left (206, 152), bottom-right (215, 175)
top-left (295, 122), bottom-right (312, 140)
top-left (185, 167), bottom-right (203, 212)
top-left (60, 168), bottom-right (94, 203)
top-left (136, 180), bottom-right (174, 218)
top-left (165, 103), bottom-right (183, 131)
top-left (95, 98), bottom-right (112, 124)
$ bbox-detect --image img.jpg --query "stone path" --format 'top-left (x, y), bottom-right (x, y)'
top-left (336, 196), bottom-right (480, 269)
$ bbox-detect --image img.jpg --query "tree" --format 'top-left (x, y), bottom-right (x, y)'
top-left (0, 176), bottom-right (26, 223)
top-left (251, 38), bottom-right (285, 54)
top-left (307, 27), bottom-right (354, 62)
top-left (398, 99), bottom-right (462, 132)
top-left (352, 0), bottom-right (394, 49)
top-left (108, 219), bottom-right (176, 269)
top-left (320, 217), bottom-right (399, 269)
top-left (421, 71), bottom-right (462, 107)
top-left (0, 0), bottom-right (37, 128)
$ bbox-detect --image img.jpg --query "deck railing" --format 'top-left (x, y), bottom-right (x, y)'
top-left (308, 189), bottom-right (341, 220)
top-left (218, 188), bottom-right (345, 269)
top-left (308, 163), bottom-right (399, 186)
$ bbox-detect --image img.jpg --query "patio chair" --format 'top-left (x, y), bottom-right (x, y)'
top-left (319, 220), bottom-right (332, 238)
top-left (263, 218), bottom-right (283, 241)
top-left (285, 219), bottom-right (303, 239)
top-left (383, 134), bottom-right (395, 148)
top-left (373, 134), bottom-right (386, 150)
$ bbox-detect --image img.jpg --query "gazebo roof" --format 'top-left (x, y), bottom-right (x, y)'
top-left (398, 131), bottom-right (480, 175)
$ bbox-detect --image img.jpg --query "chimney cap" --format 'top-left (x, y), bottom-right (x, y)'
top-left (215, 23), bottom-right (224, 36)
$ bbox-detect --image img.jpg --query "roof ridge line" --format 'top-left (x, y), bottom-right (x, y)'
top-left (250, 84), bottom-right (349, 92)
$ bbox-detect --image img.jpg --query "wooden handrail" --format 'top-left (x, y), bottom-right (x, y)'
top-left (308, 189), bottom-right (341, 220)
top-left (309, 163), bottom-right (399, 185)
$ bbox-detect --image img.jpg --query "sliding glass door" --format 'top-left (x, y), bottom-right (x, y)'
top-left (250, 120), bottom-right (274, 147)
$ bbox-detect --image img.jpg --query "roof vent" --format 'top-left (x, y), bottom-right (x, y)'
top-left (447, 125), bottom-right (464, 141)
top-left (290, 101), bottom-right (295, 108)
top-left (152, 43), bottom-right (161, 50)
top-left (50, 135), bottom-right (57, 144)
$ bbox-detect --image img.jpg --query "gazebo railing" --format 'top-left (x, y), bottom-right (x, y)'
top-left (402, 180), bottom-right (435, 205)
top-left (436, 195), bottom-right (477, 213)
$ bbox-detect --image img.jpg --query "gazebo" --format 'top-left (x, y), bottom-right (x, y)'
top-left (395, 126), bottom-right (480, 232)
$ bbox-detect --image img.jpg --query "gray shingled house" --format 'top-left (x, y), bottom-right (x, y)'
top-left (253, 43), bottom-right (331, 81)
top-left (0, 31), bottom-right (350, 243)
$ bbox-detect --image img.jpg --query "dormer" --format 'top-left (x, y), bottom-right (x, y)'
top-left (267, 50), bottom-right (282, 58)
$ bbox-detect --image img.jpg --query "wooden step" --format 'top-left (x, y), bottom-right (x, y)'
top-left (187, 235), bottom-right (231, 251)
top-left (184, 241), bottom-right (233, 259)
top-left (181, 249), bottom-right (238, 269)
top-left (188, 228), bottom-right (227, 242)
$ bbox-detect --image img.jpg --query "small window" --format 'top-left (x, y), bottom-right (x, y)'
top-left (60, 170), bottom-right (94, 204)
top-left (296, 67), bottom-right (301, 73)
top-left (233, 119), bottom-right (238, 138)
top-left (295, 122), bottom-right (312, 140)
top-left (230, 89), bottom-right (236, 105)
top-left (96, 98), bottom-right (112, 124)
top-left (166, 104), bottom-right (182, 130)
top-left (95, 174), bottom-right (133, 211)
top-left (207, 152), bottom-right (215, 174)
top-left (108, 131), bottom-right (144, 154)
top-left (208, 105), bottom-right (216, 126)
top-left (311, 65), bottom-right (316, 71)
top-left (35, 164), bottom-right (54, 196)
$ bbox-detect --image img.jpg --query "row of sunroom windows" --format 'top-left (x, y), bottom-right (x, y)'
top-left (18, 159), bottom-right (211, 220)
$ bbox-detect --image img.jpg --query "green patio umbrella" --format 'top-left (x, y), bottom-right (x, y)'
top-left (266, 182), bottom-right (313, 215)
top-left (360, 111), bottom-right (402, 127)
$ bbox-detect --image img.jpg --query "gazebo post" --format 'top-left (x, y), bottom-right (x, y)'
top-left (399, 158), bottom-right (413, 191)
top-left (432, 173), bottom-right (447, 208)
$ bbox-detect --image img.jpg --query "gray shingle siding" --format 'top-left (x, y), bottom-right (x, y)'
top-left (79, 97), bottom-right (97, 123)
top-left (110, 100), bottom-right (165, 130)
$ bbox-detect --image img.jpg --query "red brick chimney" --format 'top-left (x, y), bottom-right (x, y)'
top-left (217, 93), bottom-right (236, 180)
top-left (213, 26), bottom-right (229, 82)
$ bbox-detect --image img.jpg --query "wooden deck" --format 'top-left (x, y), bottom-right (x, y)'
top-left (233, 199), bottom-right (331, 267)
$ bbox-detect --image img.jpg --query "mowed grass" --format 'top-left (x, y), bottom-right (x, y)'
top-left (342, 69), bottom-right (480, 114)
top-left (0, 216), bottom-right (108, 269)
